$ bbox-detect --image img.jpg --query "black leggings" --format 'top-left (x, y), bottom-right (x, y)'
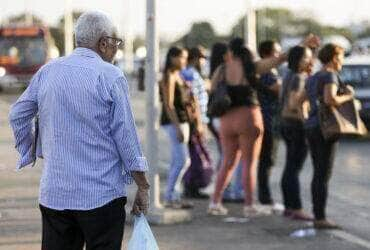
top-left (281, 121), bottom-right (308, 210)
top-left (258, 129), bottom-right (278, 204)
top-left (306, 126), bottom-right (337, 220)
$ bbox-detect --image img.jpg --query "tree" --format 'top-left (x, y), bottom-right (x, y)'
top-left (5, 13), bottom-right (44, 25)
top-left (49, 11), bottom-right (83, 55)
top-left (230, 8), bottom-right (353, 44)
top-left (358, 26), bottom-right (370, 39)
top-left (176, 22), bottom-right (218, 48)
top-left (231, 8), bottom-right (296, 43)
top-left (133, 36), bottom-right (145, 52)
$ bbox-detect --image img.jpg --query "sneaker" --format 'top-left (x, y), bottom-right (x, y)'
top-left (314, 219), bottom-right (342, 230)
top-left (207, 203), bottom-right (228, 216)
top-left (258, 203), bottom-right (285, 215)
top-left (272, 203), bottom-right (285, 214)
top-left (243, 205), bottom-right (270, 218)
top-left (253, 204), bottom-right (273, 215)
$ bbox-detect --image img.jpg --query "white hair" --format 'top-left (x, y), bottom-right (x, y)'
top-left (74, 11), bottom-right (116, 48)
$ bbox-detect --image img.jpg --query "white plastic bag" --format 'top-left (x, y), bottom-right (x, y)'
top-left (128, 215), bottom-right (159, 250)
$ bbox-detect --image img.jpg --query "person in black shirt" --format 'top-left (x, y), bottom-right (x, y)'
top-left (305, 43), bottom-right (354, 229)
top-left (256, 40), bottom-right (284, 213)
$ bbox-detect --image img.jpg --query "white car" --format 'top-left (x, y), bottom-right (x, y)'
top-left (341, 55), bottom-right (370, 128)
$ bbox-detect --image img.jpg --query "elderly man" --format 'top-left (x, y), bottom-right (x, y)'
top-left (9, 11), bottom-right (149, 250)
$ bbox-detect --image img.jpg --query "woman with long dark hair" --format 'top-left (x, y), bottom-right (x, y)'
top-left (159, 47), bottom-right (196, 208)
top-left (209, 42), bottom-right (244, 202)
top-left (209, 43), bottom-right (228, 79)
top-left (306, 43), bottom-right (353, 229)
top-left (280, 45), bottom-right (314, 220)
top-left (208, 38), bottom-right (286, 217)
top-left (208, 42), bottom-right (228, 165)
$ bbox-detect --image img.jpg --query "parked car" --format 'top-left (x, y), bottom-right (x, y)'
top-left (341, 55), bottom-right (370, 129)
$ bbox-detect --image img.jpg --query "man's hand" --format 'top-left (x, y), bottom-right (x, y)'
top-left (302, 34), bottom-right (321, 50)
top-left (131, 171), bottom-right (150, 216)
top-left (131, 187), bottom-right (150, 216)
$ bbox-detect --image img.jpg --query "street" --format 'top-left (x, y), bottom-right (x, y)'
top-left (1, 90), bottom-right (370, 250)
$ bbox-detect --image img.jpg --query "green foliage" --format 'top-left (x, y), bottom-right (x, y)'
top-left (6, 13), bottom-right (44, 25)
top-left (52, 11), bottom-right (83, 55)
top-left (176, 22), bottom-right (218, 48)
top-left (49, 27), bottom-right (64, 55)
top-left (358, 26), bottom-right (370, 39)
top-left (133, 36), bottom-right (145, 51)
top-left (230, 8), bottom-right (354, 44)
top-left (57, 11), bottom-right (84, 29)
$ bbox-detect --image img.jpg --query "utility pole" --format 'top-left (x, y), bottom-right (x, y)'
top-left (244, 0), bottom-right (257, 52)
top-left (123, 0), bottom-right (134, 75)
top-left (24, 0), bottom-right (33, 25)
top-left (64, 0), bottom-right (74, 55)
top-left (145, 0), bottom-right (191, 224)
top-left (145, 0), bottom-right (161, 211)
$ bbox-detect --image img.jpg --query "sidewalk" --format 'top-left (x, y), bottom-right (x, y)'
top-left (0, 93), bottom-right (369, 250)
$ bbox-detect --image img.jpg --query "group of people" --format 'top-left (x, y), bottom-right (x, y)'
top-left (159, 34), bottom-right (352, 229)
top-left (8, 10), bottom-right (355, 250)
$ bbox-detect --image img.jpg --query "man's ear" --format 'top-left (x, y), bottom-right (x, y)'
top-left (99, 39), bottom-right (107, 53)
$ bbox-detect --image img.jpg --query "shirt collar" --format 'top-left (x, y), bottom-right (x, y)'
top-left (73, 47), bottom-right (102, 60)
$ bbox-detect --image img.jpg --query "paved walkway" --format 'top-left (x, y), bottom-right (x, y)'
top-left (1, 92), bottom-right (370, 250)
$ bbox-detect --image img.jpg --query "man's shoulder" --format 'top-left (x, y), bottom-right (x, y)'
top-left (39, 57), bottom-right (65, 72)
top-left (99, 61), bottom-right (125, 81)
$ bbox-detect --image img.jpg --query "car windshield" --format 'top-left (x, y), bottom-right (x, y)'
top-left (341, 65), bottom-right (370, 88)
top-left (0, 37), bottom-right (46, 67)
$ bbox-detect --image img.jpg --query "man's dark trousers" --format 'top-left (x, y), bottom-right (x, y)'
top-left (39, 197), bottom-right (127, 250)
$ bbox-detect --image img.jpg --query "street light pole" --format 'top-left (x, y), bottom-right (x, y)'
top-left (144, 0), bottom-right (191, 224)
top-left (24, 0), bottom-right (33, 25)
top-left (145, 0), bottom-right (161, 210)
top-left (123, 0), bottom-right (134, 75)
top-left (244, 0), bottom-right (257, 52)
top-left (64, 0), bottom-right (74, 55)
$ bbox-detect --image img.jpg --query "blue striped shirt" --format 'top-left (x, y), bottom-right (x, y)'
top-left (9, 48), bottom-right (148, 210)
top-left (181, 66), bottom-right (209, 123)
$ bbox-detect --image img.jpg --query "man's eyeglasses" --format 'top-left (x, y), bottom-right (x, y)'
top-left (103, 36), bottom-right (124, 47)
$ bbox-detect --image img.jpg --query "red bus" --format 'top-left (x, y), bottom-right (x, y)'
top-left (0, 26), bottom-right (58, 88)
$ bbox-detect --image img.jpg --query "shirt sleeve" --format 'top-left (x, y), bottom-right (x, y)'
top-left (322, 72), bottom-right (339, 86)
top-left (110, 76), bottom-right (148, 181)
top-left (9, 72), bottom-right (40, 170)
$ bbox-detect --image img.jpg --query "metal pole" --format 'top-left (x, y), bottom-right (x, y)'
top-left (64, 0), bottom-right (74, 55)
top-left (24, 0), bottom-right (33, 25)
top-left (123, 0), bottom-right (135, 75)
top-left (145, 0), bottom-right (162, 210)
top-left (244, 0), bottom-right (257, 52)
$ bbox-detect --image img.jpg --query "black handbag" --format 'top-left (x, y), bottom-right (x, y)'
top-left (207, 66), bottom-right (231, 117)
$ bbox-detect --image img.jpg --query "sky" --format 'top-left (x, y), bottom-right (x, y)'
top-left (1, 0), bottom-right (370, 40)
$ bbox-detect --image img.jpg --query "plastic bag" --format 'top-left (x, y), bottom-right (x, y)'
top-left (128, 215), bottom-right (159, 250)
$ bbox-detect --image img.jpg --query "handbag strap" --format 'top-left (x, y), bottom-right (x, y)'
top-left (337, 75), bottom-right (347, 95)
